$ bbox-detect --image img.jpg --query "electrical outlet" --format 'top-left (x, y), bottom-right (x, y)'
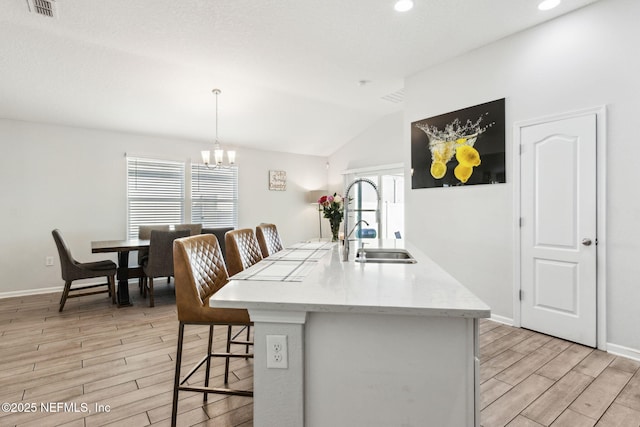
top-left (266, 335), bottom-right (288, 369)
top-left (45, 256), bottom-right (54, 267)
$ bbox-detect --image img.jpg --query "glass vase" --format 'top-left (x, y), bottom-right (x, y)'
top-left (330, 220), bottom-right (341, 242)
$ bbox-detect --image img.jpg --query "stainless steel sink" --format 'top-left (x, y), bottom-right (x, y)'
top-left (354, 248), bottom-right (417, 264)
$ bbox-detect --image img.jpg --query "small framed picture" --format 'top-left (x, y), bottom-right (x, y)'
top-left (269, 170), bottom-right (287, 191)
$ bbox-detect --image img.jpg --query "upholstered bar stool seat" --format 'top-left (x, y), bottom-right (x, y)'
top-left (171, 234), bottom-right (253, 426)
top-left (256, 223), bottom-right (284, 258)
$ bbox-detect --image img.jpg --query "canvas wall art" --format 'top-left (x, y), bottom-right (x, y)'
top-left (411, 98), bottom-right (505, 189)
top-left (269, 170), bottom-right (287, 191)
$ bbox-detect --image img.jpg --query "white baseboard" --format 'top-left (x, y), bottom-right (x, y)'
top-left (0, 285), bottom-right (62, 299)
top-left (0, 279), bottom-right (137, 300)
top-left (607, 343), bottom-right (640, 362)
top-left (490, 314), bottom-right (513, 326)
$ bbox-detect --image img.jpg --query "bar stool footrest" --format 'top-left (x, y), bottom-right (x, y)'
top-left (178, 385), bottom-right (253, 397)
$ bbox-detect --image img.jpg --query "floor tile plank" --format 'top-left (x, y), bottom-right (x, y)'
top-left (481, 374), bottom-right (554, 427)
top-left (569, 367), bottom-right (633, 420)
top-left (521, 370), bottom-right (593, 425)
top-left (595, 402), bottom-right (640, 426)
top-left (536, 343), bottom-right (593, 381)
top-left (612, 369), bottom-right (640, 412)
top-left (550, 408), bottom-right (596, 427)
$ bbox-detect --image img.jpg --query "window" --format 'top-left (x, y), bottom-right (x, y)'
top-left (126, 157), bottom-right (239, 238)
top-left (343, 165), bottom-right (405, 239)
top-left (126, 157), bottom-right (185, 238)
top-left (191, 164), bottom-right (238, 228)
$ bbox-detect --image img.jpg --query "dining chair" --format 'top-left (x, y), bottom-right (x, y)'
top-left (137, 224), bottom-right (171, 294)
top-left (142, 229), bottom-right (190, 307)
top-left (52, 229), bottom-right (117, 312)
top-left (138, 224), bottom-right (171, 240)
top-left (224, 228), bottom-right (264, 277)
top-left (171, 234), bottom-right (253, 426)
top-left (255, 223), bottom-right (284, 258)
top-left (174, 223), bottom-right (203, 235)
top-left (201, 227), bottom-right (234, 263)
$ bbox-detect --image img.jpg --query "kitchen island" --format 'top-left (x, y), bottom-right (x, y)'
top-left (210, 240), bottom-right (490, 427)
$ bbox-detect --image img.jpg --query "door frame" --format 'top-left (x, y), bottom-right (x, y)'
top-left (512, 106), bottom-right (607, 350)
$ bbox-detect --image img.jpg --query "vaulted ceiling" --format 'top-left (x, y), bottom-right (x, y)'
top-left (0, 0), bottom-right (598, 156)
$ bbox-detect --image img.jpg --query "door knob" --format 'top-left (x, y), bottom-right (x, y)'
top-left (582, 238), bottom-right (592, 246)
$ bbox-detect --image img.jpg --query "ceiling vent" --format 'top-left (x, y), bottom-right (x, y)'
top-left (381, 88), bottom-right (404, 104)
top-left (26, 0), bottom-right (57, 18)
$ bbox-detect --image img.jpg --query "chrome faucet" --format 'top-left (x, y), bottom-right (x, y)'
top-left (347, 220), bottom-right (369, 239)
top-left (342, 178), bottom-right (381, 261)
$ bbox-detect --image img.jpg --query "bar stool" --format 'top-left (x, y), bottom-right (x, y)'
top-left (171, 234), bottom-right (253, 426)
top-left (225, 228), bottom-right (264, 276)
top-left (201, 227), bottom-right (234, 263)
top-left (224, 228), bottom-right (263, 357)
top-left (256, 223), bottom-right (284, 258)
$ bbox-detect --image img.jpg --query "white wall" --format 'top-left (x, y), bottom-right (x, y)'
top-left (327, 111), bottom-right (404, 193)
top-left (237, 146), bottom-right (328, 246)
top-left (404, 0), bottom-right (640, 352)
top-left (325, 112), bottom-right (404, 237)
top-left (0, 119), bottom-right (327, 294)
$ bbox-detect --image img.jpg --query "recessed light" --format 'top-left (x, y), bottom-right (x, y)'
top-left (538, 0), bottom-right (561, 11)
top-left (394, 0), bottom-right (414, 12)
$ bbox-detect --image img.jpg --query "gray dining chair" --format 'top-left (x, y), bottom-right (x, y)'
top-left (142, 229), bottom-right (190, 307)
top-left (52, 229), bottom-right (117, 312)
top-left (175, 223), bottom-right (203, 235)
top-left (137, 224), bottom-right (171, 293)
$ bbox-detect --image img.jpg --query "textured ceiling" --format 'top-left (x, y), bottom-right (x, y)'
top-left (0, 0), bottom-right (598, 156)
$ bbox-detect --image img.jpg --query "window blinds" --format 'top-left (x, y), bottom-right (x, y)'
top-left (126, 157), bottom-right (185, 238)
top-left (191, 164), bottom-right (238, 228)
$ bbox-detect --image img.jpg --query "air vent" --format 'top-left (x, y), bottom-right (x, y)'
top-left (381, 88), bottom-right (405, 104)
top-left (26, 0), bottom-right (57, 18)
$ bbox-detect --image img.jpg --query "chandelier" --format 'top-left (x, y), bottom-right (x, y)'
top-left (201, 89), bottom-right (236, 168)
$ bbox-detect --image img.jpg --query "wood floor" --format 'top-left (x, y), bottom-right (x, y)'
top-left (0, 285), bottom-right (639, 426)
top-left (479, 320), bottom-right (640, 426)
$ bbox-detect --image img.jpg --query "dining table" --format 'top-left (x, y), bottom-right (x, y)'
top-left (91, 238), bottom-right (150, 307)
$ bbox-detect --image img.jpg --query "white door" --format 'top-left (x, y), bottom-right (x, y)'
top-left (520, 114), bottom-right (597, 347)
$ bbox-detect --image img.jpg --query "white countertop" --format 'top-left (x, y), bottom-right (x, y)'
top-left (210, 240), bottom-right (491, 318)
